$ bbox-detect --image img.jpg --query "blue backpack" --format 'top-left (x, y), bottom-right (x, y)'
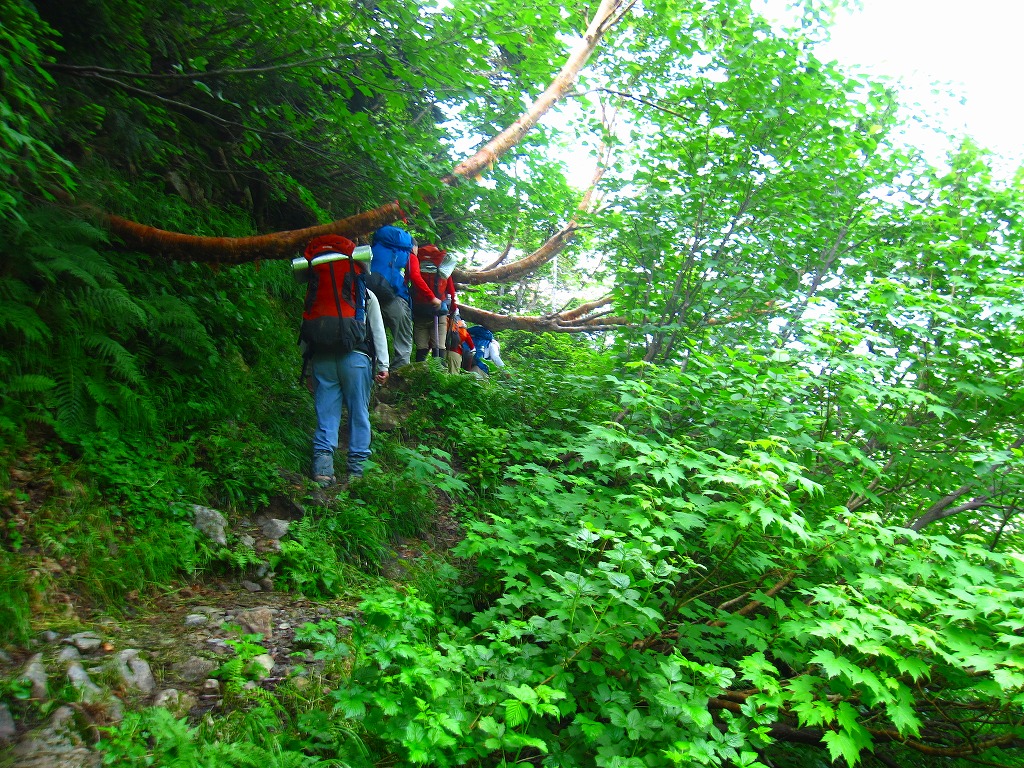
top-left (370, 226), bottom-right (414, 301)
top-left (468, 326), bottom-right (494, 349)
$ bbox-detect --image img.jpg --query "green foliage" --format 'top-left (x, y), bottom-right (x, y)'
top-left (270, 514), bottom-right (377, 597)
top-left (287, 359), bottom-right (1024, 767)
top-left (0, 1), bottom-right (74, 219)
top-left (98, 705), bottom-right (343, 767)
top-left (3, 2), bottom-right (1024, 767)
top-left (0, 551), bottom-right (32, 643)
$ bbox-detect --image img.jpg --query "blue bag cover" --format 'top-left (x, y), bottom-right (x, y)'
top-left (370, 226), bottom-right (414, 300)
top-left (372, 226), bottom-right (413, 250)
top-left (468, 326), bottom-right (494, 348)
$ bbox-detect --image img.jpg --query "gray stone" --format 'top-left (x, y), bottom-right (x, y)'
top-left (0, 702), bottom-right (16, 741)
top-left (258, 538), bottom-right (282, 553)
top-left (0, 649), bottom-right (10, 663)
top-left (111, 649), bottom-right (156, 694)
top-left (241, 580), bottom-right (262, 592)
top-left (10, 706), bottom-right (99, 768)
top-left (39, 630), bottom-right (60, 643)
top-left (259, 577), bottom-right (274, 592)
top-left (66, 632), bottom-right (102, 652)
top-left (249, 654), bottom-right (275, 678)
top-left (173, 656), bottom-right (218, 683)
top-left (152, 688), bottom-right (197, 717)
top-left (374, 402), bottom-right (402, 431)
top-left (154, 688), bottom-right (178, 708)
top-left (62, 654), bottom-right (122, 721)
top-left (57, 646), bottom-right (81, 663)
top-left (260, 518), bottom-right (290, 540)
top-left (238, 534), bottom-right (256, 548)
top-left (236, 607), bottom-right (274, 640)
top-left (184, 614), bottom-right (209, 627)
top-left (64, 659), bottom-right (101, 699)
top-left (21, 653), bottom-right (47, 700)
top-left (193, 505), bottom-right (228, 546)
top-left (202, 678), bottom-right (220, 694)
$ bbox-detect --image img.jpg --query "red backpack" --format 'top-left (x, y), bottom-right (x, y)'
top-left (298, 236), bottom-right (369, 356)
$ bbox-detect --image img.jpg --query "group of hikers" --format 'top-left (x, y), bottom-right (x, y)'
top-left (294, 226), bottom-right (506, 486)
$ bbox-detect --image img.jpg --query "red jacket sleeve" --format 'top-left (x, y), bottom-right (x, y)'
top-left (406, 252), bottom-right (434, 302)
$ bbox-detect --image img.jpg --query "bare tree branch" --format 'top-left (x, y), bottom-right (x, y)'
top-left (910, 436), bottom-right (1024, 531)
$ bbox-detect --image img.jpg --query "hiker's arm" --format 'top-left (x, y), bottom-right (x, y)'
top-left (407, 252), bottom-right (440, 306)
top-left (365, 291), bottom-right (390, 375)
top-left (487, 339), bottom-right (506, 368)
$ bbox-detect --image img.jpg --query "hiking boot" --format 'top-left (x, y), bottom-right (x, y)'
top-left (311, 451), bottom-right (336, 486)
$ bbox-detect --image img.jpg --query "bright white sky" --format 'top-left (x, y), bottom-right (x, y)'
top-left (797, 0), bottom-right (1024, 169)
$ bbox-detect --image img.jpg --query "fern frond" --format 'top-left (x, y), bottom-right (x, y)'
top-left (0, 301), bottom-right (51, 343)
top-left (82, 332), bottom-right (144, 384)
top-left (107, 381), bottom-right (157, 432)
top-left (28, 252), bottom-right (103, 290)
top-left (93, 404), bottom-right (121, 436)
top-left (83, 377), bottom-right (112, 406)
top-left (79, 286), bottom-right (148, 326)
top-left (146, 293), bottom-right (205, 328)
top-left (155, 329), bottom-right (215, 359)
top-left (6, 374), bottom-right (56, 393)
top-left (53, 359), bottom-right (88, 437)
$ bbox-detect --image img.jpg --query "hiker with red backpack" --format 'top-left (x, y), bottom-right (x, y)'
top-left (295, 235), bottom-right (389, 486)
top-left (411, 244), bottom-right (460, 372)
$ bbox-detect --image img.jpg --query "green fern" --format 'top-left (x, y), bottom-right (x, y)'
top-left (0, 298), bottom-right (50, 343)
top-left (79, 285), bottom-right (148, 326)
top-left (82, 332), bottom-right (145, 384)
top-left (5, 374), bottom-right (55, 393)
top-left (53, 356), bottom-right (88, 438)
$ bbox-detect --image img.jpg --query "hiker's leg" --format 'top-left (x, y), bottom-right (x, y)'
top-left (310, 353), bottom-right (343, 479)
top-left (383, 296), bottom-right (413, 369)
top-left (413, 317), bottom-right (431, 362)
top-left (339, 351), bottom-right (373, 476)
top-left (446, 351), bottom-right (462, 374)
top-left (430, 315), bottom-right (445, 357)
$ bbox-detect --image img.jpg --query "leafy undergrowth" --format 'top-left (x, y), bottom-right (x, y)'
top-left (3, 359), bottom-right (1024, 768)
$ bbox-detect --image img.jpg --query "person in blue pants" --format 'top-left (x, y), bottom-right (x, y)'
top-left (298, 235), bottom-right (390, 486)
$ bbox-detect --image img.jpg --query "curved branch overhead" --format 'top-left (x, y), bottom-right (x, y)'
top-left (454, 107), bottom-right (614, 285)
top-left (75, 0), bottom-right (630, 270)
top-left (443, 0), bottom-right (633, 184)
top-left (453, 224), bottom-right (579, 284)
top-left (93, 203), bottom-right (405, 264)
top-left (458, 300), bottom-right (623, 333)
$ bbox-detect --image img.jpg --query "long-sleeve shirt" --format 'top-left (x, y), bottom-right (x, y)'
top-left (363, 290), bottom-right (390, 373)
top-left (478, 338), bottom-right (504, 369)
top-left (411, 270), bottom-right (457, 314)
top-left (405, 252), bottom-right (434, 303)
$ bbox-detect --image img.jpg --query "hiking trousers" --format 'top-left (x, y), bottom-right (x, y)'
top-left (380, 296), bottom-right (413, 369)
top-left (311, 350), bottom-right (373, 475)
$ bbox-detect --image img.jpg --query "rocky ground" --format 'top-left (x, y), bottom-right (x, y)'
top-left (0, 459), bottom-right (464, 768)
